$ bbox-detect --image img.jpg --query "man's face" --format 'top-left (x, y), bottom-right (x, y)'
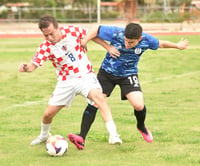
top-left (124, 36), bottom-right (142, 49)
top-left (41, 23), bottom-right (62, 44)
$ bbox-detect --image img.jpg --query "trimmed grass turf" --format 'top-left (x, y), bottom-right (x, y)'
top-left (0, 35), bottom-right (200, 166)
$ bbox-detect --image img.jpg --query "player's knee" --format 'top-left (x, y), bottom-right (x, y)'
top-left (96, 94), bottom-right (105, 103)
top-left (134, 103), bottom-right (144, 111)
top-left (93, 93), bottom-right (106, 106)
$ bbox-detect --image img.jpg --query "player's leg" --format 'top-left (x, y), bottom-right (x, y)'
top-left (126, 91), bottom-right (153, 143)
top-left (79, 104), bottom-right (98, 140)
top-left (126, 91), bottom-right (145, 130)
top-left (94, 69), bottom-right (122, 144)
top-left (120, 74), bottom-right (153, 143)
top-left (31, 81), bottom-right (74, 145)
top-left (31, 105), bottom-right (64, 145)
top-left (68, 103), bottom-right (98, 150)
top-left (69, 72), bottom-right (121, 149)
top-left (88, 88), bottom-right (122, 145)
top-left (68, 75), bottom-right (100, 149)
top-left (69, 90), bottom-right (122, 149)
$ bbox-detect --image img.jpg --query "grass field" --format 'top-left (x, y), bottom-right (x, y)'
top-left (0, 35), bottom-right (200, 166)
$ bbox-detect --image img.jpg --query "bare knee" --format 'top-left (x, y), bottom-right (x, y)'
top-left (88, 89), bottom-right (106, 106)
top-left (94, 94), bottom-right (106, 105)
top-left (134, 104), bottom-right (144, 111)
top-left (126, 92), bottom-right (144, 111)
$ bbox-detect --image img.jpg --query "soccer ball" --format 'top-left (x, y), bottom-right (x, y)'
top-left (46, 135), bottom-right (68, 156)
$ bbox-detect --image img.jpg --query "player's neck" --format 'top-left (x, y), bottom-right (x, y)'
top-left (58, 29), bottom-right (63, 42)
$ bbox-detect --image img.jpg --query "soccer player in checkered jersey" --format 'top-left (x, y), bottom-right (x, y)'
top-left (18, 15), bottom-right (122, 147)
top-left (69, 23), bottom-right (188, 148)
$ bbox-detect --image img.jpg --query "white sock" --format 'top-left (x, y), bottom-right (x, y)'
top-left (105, 120), bottom-right (118, 137)
top-left (40, 122), bottom-right (51, 137)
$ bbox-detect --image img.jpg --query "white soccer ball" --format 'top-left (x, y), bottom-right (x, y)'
top-left (46, 135), bottom-right (68, 156)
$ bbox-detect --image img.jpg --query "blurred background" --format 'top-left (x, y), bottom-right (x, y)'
top-left (0, 0), bottom-right (199, 23)
top-left (0, 0), bottom-right (199, 33)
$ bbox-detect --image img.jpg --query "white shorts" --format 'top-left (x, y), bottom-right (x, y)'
top-left (48, 73), bottom-right (102, 107)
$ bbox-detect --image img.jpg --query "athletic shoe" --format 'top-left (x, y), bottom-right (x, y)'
top-left (138, 127), bottom-right (153, 143)
top-left (109, 134), bottom-right (122, 145)
top-left (68, 133), bottom-right (85, 150)
top-left (30, 133), bottom-right (51, 145)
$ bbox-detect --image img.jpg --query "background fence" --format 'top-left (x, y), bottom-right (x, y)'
top-left (0, 5), bottom-right (199, 23)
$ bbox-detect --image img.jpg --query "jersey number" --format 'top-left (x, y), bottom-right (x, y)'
top-left (66, 52), bottom-right (76, 62)
top-left (128, 76), bottom-right (139, 85)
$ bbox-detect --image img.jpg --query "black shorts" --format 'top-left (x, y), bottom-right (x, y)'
top-left (97, 68), bottom-right (142, 100)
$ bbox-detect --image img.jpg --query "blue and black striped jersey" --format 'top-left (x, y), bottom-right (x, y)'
top-left (98, 25), bottom-right (159, 77)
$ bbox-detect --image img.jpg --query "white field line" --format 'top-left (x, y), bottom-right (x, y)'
top-left (142, 70), bottom-right (200, 85)
top-left (4, 100), bottom-right (47, 111)
top-left (4, 70), bottom-right (200, 111)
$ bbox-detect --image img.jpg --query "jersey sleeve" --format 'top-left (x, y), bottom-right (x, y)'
top-left (143, 33), bottom-right (159, 50)
top-left (98, 25), bottom-right (122, 41)
top-left (79, 27), bottom-right (87, 39)
top-left (31, 41), bottom-right (50, 67)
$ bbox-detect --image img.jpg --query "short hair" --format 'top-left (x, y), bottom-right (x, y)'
top-left (124, 23), bottom-right (143, 39)
top-left (38, 15), bottom-right (58, 30)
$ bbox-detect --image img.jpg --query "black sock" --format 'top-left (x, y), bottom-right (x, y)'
top-left (79, 104), bottom-right (98, 140)
top-left (134, 106), bottom-right (147, 134)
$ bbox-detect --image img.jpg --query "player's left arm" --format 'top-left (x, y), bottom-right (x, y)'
top-left (159, 39), bottom-right (189, 50)
top-left (159, 38), bottom-right (189, 50)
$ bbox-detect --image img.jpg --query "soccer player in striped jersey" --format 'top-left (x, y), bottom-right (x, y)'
top-left (69, 23), bottom-right (188, 149)
top-left (18, 15), bottom-right (122, 148)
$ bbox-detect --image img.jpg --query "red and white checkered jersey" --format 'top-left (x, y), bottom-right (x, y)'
top-left (32, 25), bottom-right (93, 81)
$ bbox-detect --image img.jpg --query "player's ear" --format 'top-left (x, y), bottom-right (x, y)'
top-left (138, 36), bottom-right (142, 41)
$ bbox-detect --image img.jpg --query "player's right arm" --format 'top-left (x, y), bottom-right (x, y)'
top-left (81, 25), bottom-right (99, 49)
top-left (93, 37), bottom-right (120, 58)
top-left (81, 26), bottom-right (120, 58)
top-left (18, 62), bottom-right (37, 72)
top-left (19, 41), bottom-right (50, 73)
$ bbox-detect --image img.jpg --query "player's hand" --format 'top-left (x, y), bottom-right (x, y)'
top-left (177, 38), bottom-right (189, 50)
top-left (108, 46), bottom-right (120, 58)
top-left (18, 63), bottom-right (28, 72)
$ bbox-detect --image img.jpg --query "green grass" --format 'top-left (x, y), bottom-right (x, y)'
top-left (0, 35), bottom-right (200, 166)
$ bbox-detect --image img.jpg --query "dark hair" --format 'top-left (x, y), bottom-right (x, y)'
top-left (38, 15), bottom-right (58, 30)
top-left (124, 23), bottom-right (143, 39)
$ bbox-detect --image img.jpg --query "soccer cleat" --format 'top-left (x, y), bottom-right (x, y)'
top-left (138, 127), bottom-right (153, 143)
top-left (68, 133), bottom-right (85, 150)
top-left (30, 133), bottom-right (51, 145)
top-left (109, 134), bottom-right (122, 145)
